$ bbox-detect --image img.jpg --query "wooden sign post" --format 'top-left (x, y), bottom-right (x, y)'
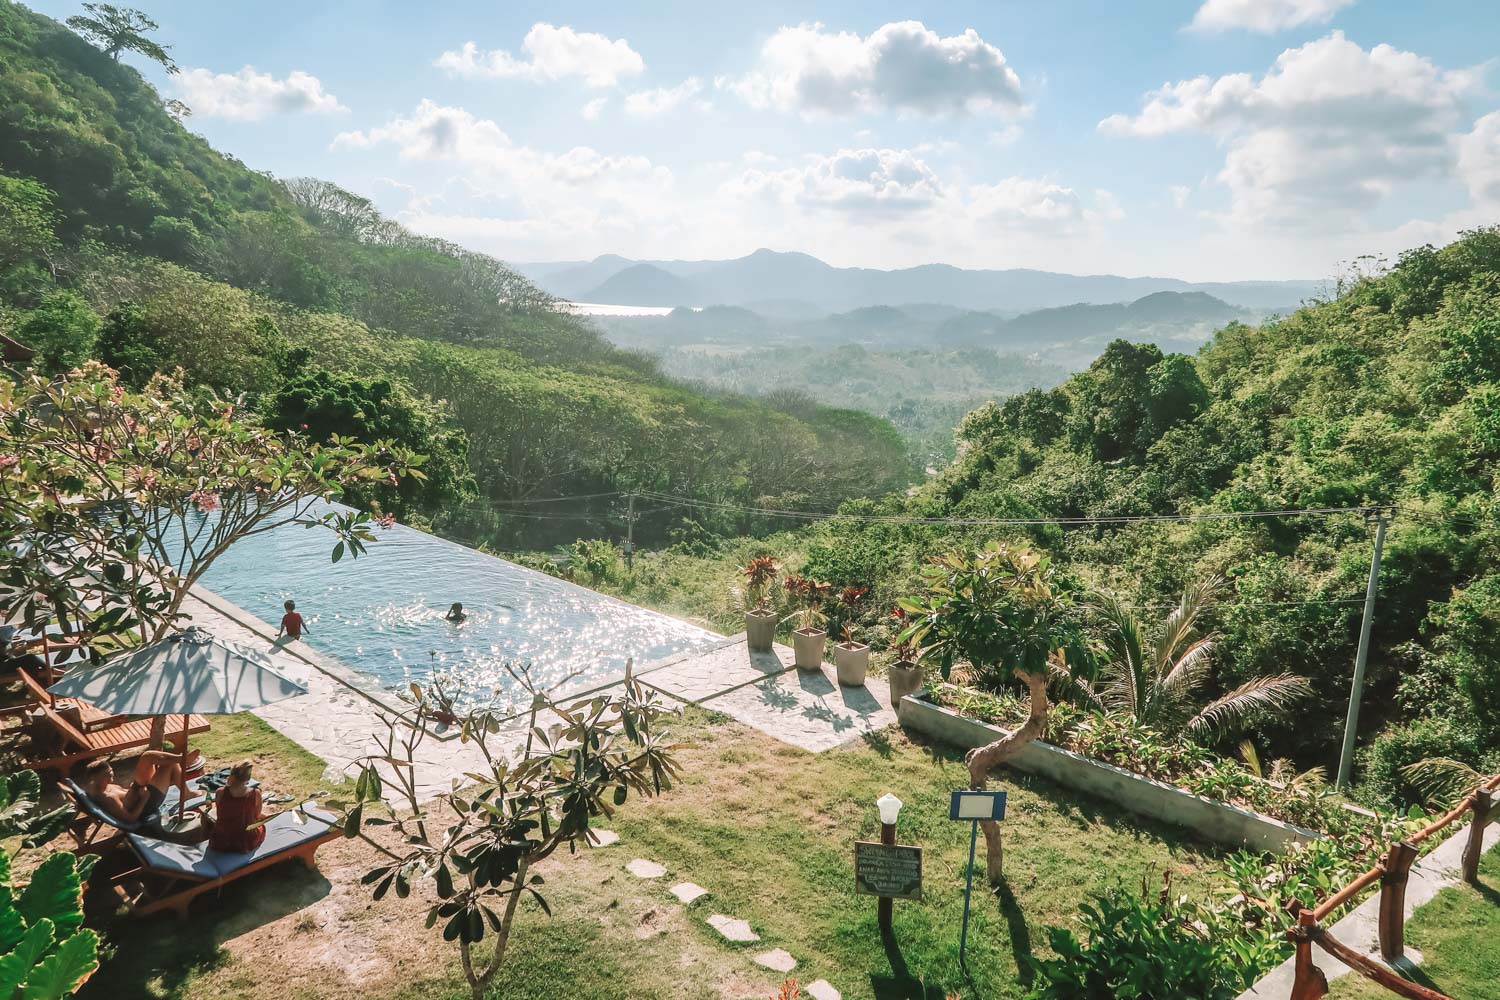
top-left (949, 789), bottom-right (1007, 970)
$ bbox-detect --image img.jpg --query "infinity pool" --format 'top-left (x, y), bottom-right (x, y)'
top-left (187, 504), bottom-right (722, 710)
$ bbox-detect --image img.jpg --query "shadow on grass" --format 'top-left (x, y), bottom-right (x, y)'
top-left (870, 925), bottom-right (957, 1000)
top-left (77, 855), bottom-right (333, 1000)
top-left (993, 881), bottom-right (1035, 986)
top-left (862, 729), bottom-right (896, 759)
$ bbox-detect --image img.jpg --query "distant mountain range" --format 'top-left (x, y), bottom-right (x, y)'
top-left (589, 289), bottom-right (1267, 369)
top-left (515, 249), bottom-right (1319, 314)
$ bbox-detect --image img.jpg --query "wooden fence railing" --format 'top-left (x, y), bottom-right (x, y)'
top-left (1285, 773), bottom-right (1500, 1000)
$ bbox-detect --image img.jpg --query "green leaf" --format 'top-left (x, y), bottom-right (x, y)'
top-left (331, 541), bottom-right (345, 563)
top-left (20, 929), bottom-right (98, 1000)
top-left (16, 854), bottom-right (84, 939)
top-left (0, 918), bottom-right (56, 997)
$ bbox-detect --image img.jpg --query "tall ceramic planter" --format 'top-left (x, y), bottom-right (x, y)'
top-left (888, 660), bottom-right (923, 707)
top-left (834, 642), bottom-right (870, 686)
top-left (745, 609), bottom-right (777, 651)
top-left (793, 628), bottom-right (826, 671)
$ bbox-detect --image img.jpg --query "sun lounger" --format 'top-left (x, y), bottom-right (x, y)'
top-left (12, 665), bottom-right (125, 730)
top-left (113, 803), bottom-right (342, 918)
top-left (57, 777), bottom-right (210, 854)
top-left (22, 707), bottom-right (210, 773)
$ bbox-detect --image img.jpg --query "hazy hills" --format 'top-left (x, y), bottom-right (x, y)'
top-left (517, 249), bottom-right (1318, 314)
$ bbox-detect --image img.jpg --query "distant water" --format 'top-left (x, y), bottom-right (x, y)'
top-left (563, 302), bottom-right (702, 317)
top-left (176, 503), bottom-right (722, 712)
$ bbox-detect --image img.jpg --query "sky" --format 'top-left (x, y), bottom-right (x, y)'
top-left (28, 0), bottom-right (1500, 281)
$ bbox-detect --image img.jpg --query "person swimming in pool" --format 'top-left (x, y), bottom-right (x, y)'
top-left (445, 602), bottom-right (467, 624)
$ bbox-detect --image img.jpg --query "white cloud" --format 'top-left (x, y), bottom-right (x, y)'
top-left (581, 97), bottom-right (607, 121)
top-left (721, 20), bottom-right (1023, 118)
top-left (332, 100), bottom-right (661, 185)
top-left (171, 66), bottom-right (346, 121)
top-left (1189, 0), bottom-right (1355, 33)
top-left (624, 77), bottom-right (703, 117)
top-left (968, 178), bottom-right (1122, 235)
top-left (1100, 32), bottom-right (1481, 228)
top-left (1459, 112), bottom-right (1500, 207)
top-left (1169, 184), bottom-right (1191, 209)
top-left (725, 147), bottom-right (946, 214)
top-left (435, 24), bottom-right (644, 87)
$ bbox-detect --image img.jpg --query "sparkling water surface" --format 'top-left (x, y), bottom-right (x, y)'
top-left (187, 504), bottom-right (721, 711)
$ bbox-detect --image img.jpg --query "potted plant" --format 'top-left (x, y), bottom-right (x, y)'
top-left (832, 586), bottom-right (870, 686)
top-left (741, 555), bottom-right (780, 651)
top-left (886, 608), bottom-right (924, 707)
top-left (784, 574), bottom-right (830, 671)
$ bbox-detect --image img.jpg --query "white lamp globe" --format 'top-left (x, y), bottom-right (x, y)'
top-left (876, 792), bottom-right (903, 826)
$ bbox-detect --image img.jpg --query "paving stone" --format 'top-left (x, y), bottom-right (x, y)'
top-left (669, 882), bottom-right (708, 904)
top-left (626, 858), bottom-right (667, 879)
top-left (752, 949), bottom-right (797, 973)
top-left (588, 829), bottom-right (620, 847)
top-left (805, 981), bottom-right (840, 1000)
top-left (697, 665), bottom-right (898, 752)
top-left (706, 913), bottom-right (759, 942)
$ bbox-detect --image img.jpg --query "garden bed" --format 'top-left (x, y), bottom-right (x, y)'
top-left (898, 689), bottom-right (1320, 853)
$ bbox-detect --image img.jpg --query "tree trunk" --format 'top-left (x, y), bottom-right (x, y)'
top-left (965, 667), bottom-right (1049, 885)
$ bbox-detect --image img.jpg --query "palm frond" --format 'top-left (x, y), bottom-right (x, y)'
top-left (1401, 757), bottom-right (1484, 809)
top-left (1185, 673), bottom-right (1313, 739)
top-left (1049, 656), bottom-right (1104, 712)
top-left (1092, 595), bottom-right (1148, 718)
top-left (1239, 739), bottom-right (1263, 779)
top-left (1158, 636), bottom-right (1217, 703)
top-left (1150, 576), bottom-right (1220, 670)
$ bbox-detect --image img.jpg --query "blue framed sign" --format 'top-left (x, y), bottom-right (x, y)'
top-left (949, 789), bottom-right (1007, 822)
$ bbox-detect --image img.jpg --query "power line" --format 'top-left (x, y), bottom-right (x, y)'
top-left (636, 490), bottom-right (1382, 528)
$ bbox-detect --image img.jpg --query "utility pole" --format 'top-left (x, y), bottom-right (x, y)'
top-left (622, 492), bottom-right (637, 572)
top-left (1336, 507), bottom-right (1393, 789)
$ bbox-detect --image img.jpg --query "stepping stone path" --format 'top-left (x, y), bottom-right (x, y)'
top-left (588, 829), bottom-right (620, 847)
top-left (626, 859), bottom-right (667, 879)
top-left (706, 913), bottom-right (760, 942)
top-left (752, 949), bottom-right (797, 973)
top-left (805, 982), bottom-right (840, 1000)
top-left (670, 882), bottom-right (708, 904)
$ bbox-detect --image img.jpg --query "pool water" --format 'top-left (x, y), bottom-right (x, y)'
top-left (186, 504), bottom-right (722, 711)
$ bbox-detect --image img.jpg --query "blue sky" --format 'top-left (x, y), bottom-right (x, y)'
top-left (28, 0), bottom-right (1500, 280)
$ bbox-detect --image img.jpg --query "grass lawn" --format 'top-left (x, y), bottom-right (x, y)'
top-left (81, 707), bottom-right (1226, 1000)
top-left (1326, 841), bottom-right (1500, 1000)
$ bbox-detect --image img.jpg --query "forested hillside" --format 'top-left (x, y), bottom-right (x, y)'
top-left (595, 231), bottom-right (1500, 804)
top-left (0, 1), bottom-right (909, 546)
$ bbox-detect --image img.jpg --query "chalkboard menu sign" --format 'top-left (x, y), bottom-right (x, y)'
top-left (854, 841), bottom-right (923, 901)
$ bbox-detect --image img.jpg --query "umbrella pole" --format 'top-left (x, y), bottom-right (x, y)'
top-left (177, 712), bottom-right (189, 823)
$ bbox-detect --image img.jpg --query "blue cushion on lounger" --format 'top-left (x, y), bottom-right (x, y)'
top-left (66, 779), bottom-right (209, 833)
top-left (129, 803), bottom-right (338, 880)
top-left (126, 832), bottom-right (222, 880)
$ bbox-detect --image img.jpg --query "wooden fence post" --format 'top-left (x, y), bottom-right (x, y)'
top-left (1463, 789), bottom-right (1496, 885)
top-left (1378, 840), bottom-right (1420, 962)
top-left (1289, 908), bottom-right (1329, 1000)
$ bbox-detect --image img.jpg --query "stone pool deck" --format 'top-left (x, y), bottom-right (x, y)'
top-left (182, 587), bottom-right (898, 799)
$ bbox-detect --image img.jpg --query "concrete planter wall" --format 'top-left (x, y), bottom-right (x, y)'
top-left (898, 693), bottom-right (1318, 854)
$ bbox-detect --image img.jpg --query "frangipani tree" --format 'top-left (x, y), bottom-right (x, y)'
top-left (0, 363), bottom-right (422, 641)
top-left (338, 669), bottom-right (686, 1000)
top-left (1085, 578), bottom-right (1312, 741)
top-left (899, 541), bottom-right (1089, 883)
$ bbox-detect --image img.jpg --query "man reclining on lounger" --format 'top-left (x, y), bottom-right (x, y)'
top-left (78, 753), bottom-right (186, 827)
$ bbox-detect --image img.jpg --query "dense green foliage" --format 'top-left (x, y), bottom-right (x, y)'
top-left (0, 1), bottom-right (910, 543)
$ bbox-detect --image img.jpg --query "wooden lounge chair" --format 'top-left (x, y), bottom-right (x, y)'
top-left (113, 803), bottom-right (342, 918)
top-left (56, 777), bottom-right (210, 854)
top-left (22, 705), bottom-right (210, 774)
top-left (13, 665), bottom-right (125, 731)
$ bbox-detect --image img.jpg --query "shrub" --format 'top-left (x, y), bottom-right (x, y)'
top-left (1356, 715), bottom-right (1492, 809)
top-left (14, 291), bottom-right (98, 373)
top-left (1028, 882), bottom-right (1251, 1000)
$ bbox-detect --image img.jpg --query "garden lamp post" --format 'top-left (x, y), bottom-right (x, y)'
top-left (876, 793), bottom-right (902, 932)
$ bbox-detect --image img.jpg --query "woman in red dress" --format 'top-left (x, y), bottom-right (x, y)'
top-left (209, 761), bottom-right (266, 853)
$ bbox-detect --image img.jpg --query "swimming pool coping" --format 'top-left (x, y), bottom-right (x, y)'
top-left (188, 581), bottom-right (743, 738)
